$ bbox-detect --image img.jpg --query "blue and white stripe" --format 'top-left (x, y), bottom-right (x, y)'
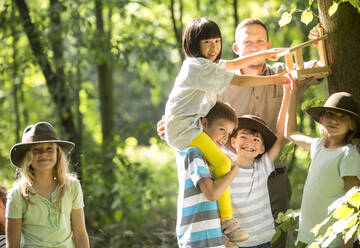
top-left (230, 153), bottom-right (275, 247)
top-left (176, 147), bottom-right (224, 248)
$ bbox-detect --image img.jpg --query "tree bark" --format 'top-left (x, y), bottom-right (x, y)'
top-left (233, 0), bottom-right (239, 32)
top-left (14, 0), bottom-right (82, 178)
top-left (94, 0), bottom-right (116, 178)
top-left (318, 0), bottom-right (360, 98)
top-left (11, 2), bottom-right (21, 142)
top-left (170, 0), bottom-right (184, 61)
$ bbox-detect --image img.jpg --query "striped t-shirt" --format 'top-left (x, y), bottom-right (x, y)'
top-left (176, 147), bottom-right (224, 248)
top-left (0, 234), bottom-right (5, 248)
top-left (230, 153), bottom-right (275, 247)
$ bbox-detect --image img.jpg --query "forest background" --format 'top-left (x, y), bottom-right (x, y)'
top-left (1, 0), bottom-right (359, 247)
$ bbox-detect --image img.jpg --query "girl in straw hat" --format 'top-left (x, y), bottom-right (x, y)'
top-left (286, 81), bottom-right (360, 247)
top-left (6, 122), bottom-right (89, 247)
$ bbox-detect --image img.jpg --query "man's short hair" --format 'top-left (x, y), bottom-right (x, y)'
top-left (205, 101), bottom-right (238, 127)
top-left (235, 18), bottom-right (269, 43)
top-left (0, 186), bottom-right (7, 205)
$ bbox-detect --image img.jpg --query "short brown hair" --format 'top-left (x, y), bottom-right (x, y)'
top-left (0, 186), bottom-right (7, 205)
top-left (235, 18), bottom-right (269, 43)
top-left (231, 127), bottom-right (264, 143)
top-left (205, 101), bottom-right (238, 128)
top-left (182, 17), bottom-right (223, 63)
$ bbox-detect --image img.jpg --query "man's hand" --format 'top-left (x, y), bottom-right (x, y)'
top-left (275, 70), bottom-right (292, 85)
top-left (157, 115), bottom-right (165, 140)
top-left (263, 48), bottom-right (288, 61)
top-left (308, 23), bottom-right (322, 48)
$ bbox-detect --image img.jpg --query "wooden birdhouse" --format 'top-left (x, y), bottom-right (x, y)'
top-left (278, 27), bottom-right (331, 80)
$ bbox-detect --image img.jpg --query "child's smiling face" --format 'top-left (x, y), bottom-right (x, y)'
top-left (231, 129), bottom-right (265, 160)
top-left (31, 143), bottom-right (57, 172)
top-left (200, 37), bottom-right (221, 62)
top-left (202, 118), bottom-right (235, 148)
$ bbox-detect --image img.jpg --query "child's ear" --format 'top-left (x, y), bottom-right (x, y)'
top-left (200, 118), bottom-right (208, 129)
top-left (231, 136), bottom-right (236, 148)
top-left (260, 144), bottom-right (265, 155)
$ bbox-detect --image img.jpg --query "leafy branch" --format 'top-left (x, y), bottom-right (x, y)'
top-left (278, 0), bottom-right (360, 27)
top-left (273, 187), bottom-right (360, 247)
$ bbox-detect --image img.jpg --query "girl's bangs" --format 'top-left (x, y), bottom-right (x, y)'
top-left (198, 22), bottom-right (221, 40)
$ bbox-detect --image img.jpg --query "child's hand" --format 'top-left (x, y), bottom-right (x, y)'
top-left (157, 116), bottom-right (165, 140)
top-left (230, 164), bottom-right (239, 174)
top-left (308, 24), bottom-right (322, 48)
top-left (262, 48), bottom-right (288, 61)
top-left (275, 71), bottom-right (292, 85)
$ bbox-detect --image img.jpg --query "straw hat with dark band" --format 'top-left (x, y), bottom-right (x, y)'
top-left (10, 122), bottom-right (75, 167)
top-left (236, 115), bottom-right (277, 152)
top-left (306, 92), bottom-right (360, 137)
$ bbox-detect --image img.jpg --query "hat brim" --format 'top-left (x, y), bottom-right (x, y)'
top-left (306, 106), bottom-right (360, 138)
top-left (10, 140), bottom-right (74, 168)
top-left (237, 117), bottom-right (277, 152)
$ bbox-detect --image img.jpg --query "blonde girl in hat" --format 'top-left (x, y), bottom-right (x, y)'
top-left (6, 122), bottom-right (89, 248)
top-left (285, 81), bottom-right (360, 247)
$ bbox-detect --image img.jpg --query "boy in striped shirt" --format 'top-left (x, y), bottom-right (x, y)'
top-left (226, 85), bottom-right (289, 248)
top-left (176, 101), bottom-right (245, 248)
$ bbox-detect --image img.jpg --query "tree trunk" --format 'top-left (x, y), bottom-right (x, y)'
top-left (233, 0), bottom-right (238, 32)
top-left (11, 2), bottom-right (21, 142)
top-left (318, 1), bottom-right (360, 98)
top-left (14, 0), bottom-right (82, 178)
top-left (94, 0), bottom-right (116, 181)
top-left (170, 0), bottom-right (184, 61)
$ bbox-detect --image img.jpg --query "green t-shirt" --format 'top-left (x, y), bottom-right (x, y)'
top-left (297, 138), bottom-right (360, 247)
top-left (6, 178), bottom-right (84, 248)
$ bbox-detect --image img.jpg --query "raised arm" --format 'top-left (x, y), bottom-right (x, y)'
top-left (268, 85), bottom-right (290, 162)
top-left (225, 48), bottom-right (287, 71)
top-left (198, 165), bottom-right (239, 201)
top-left (229, 70), bottom-right (290, 87)
top-left (284, 80), bottom-right (314, 150)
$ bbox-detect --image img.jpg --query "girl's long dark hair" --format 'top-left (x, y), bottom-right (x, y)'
top-left (182, 17), bottom-right (222, 62)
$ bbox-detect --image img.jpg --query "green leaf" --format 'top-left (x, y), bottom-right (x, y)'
top-left (271, 229), bottom-right (282, 243)
top-left (329, 2), bottom-right (339, 16)
top-left (333, 204), bottom-right (354, 220)
top-left (349, 0), bottom-right (360, 8)
top-left (349, 190), bottom-right (360, 208)
top-left (114, 209), bottom-right (123, 221)
top-left (279, 12), bottom-right (292, 27)
top-left (301, 9), bottom-right (314, 25)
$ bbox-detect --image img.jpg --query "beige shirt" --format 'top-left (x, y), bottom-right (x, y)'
top-left (218, 61), bottom-right (318, 131)
top-left (218, 62), bottom-right (285, 131)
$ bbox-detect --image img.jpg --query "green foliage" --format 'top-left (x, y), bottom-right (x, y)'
top-left (309, 187), bottom-right (360, 247)
top-left (278, 0), bottom-right (360, 27)
top-left (83, 137), bottom-right (178, 247)
top-left (272, 209), bottom-right (300, 244)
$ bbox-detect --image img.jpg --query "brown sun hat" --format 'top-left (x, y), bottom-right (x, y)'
top-left (235, 115), bottom-right (277, 152)
top-left (10, 122), bottom-right (75, 167)
top-left (306, 92), bottom-right (360, 137)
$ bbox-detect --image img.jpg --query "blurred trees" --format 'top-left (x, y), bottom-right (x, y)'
top-left (1, 0), bottom-right (358, 246)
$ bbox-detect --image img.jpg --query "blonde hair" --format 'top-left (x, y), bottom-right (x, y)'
top-left (319, 112), bottom-right (358, 144)
top-left (15, 143), bottom-right (77, 211)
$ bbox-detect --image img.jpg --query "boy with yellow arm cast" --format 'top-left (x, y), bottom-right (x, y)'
top-left (176, 101), bottom-right (247, 248)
